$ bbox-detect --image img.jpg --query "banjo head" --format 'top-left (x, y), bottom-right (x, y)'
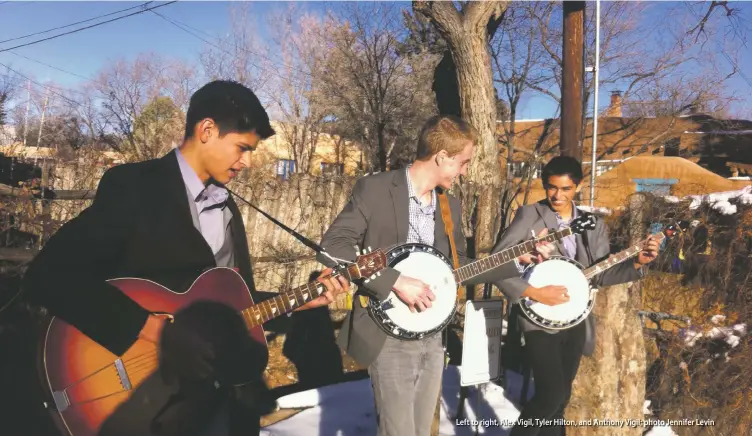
top-left (367, 243), bottom-right (458, 340)
top-left (520, 256), bottom-right (594, 330)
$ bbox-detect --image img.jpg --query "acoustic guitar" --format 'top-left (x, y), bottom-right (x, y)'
top-left (38, 249), bottom-right (387, 435)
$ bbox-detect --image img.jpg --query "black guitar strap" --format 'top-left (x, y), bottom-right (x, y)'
top-left (226, 188), bottom-right (343, 268)
top-left (582, 225), bottom-right (594, 266)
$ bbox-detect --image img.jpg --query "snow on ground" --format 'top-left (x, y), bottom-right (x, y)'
top-left (261, 365), bottom-right (677, 436)
top-left (585, 185), bottom-right (752, 216)
top-left (664, 185), bottom-right (752, 214)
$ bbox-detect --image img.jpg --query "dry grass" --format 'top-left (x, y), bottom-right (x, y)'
top-left (634, 197), bottom-right (751, 436)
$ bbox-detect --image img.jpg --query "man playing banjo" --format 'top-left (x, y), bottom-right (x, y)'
top-left (317, 115), bottom-right (554, 436)
top-left (486, 156), bottom-right (661, 436)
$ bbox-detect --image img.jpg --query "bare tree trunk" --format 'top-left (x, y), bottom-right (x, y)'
top-left (377, 123), bottom-right (388, 171)
top-left (566, 195), bottom-right (648, 435)
top-left (454, 30), bottom-right (504, 265)
top-left (413, 3), bottom-right (508, 435)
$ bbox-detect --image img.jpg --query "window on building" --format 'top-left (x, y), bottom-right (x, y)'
top-left (595, 163), bottom-right (617, 177)
top-left (508, 161), bottom-right (542, 179)
top-left (321, 161), bottom-right (344, 176)
top-left (276, 159), bottom-right (295, 180)
top-left (633, 178), bottom-right (678, 196)
top-left (663, 138), bottom-right (680, 157)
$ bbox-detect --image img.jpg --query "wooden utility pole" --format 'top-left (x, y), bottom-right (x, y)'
top-left (560, 1), bottom-right (585, 161)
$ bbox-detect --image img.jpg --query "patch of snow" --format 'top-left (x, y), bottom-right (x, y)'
top-left (577, 205), bottom-right (613, 215)
top-left (680, 328), bottom-right (703, 347)
top-left (645, 424), bottom-right (680, 436)
top-left (733, 323), bottom-right (747, 336)
top-left (262, 366), bottom-right (680, 436)
top-left (643, 400), bottom-right (653, 415)
top-left (681, 322), bottom-right (746, 349)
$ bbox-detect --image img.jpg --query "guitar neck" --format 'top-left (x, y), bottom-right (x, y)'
top-left (453, 227), bottom-right (575, 282)
top-left (583, 234), bottom-right (664, 279)
top-left (240, 268), bottom-right (353, 329)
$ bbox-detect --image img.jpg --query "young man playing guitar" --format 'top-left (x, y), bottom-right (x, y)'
top-left (485, 156), bottom-right (660, 436)
top-left (21, 80), bottom-right (349, 436)
top-left (317, 115), bottom-right (553, 436)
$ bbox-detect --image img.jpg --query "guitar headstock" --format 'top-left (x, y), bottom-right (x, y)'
top-left (346, 246), bottom-right (387, 281)
top-left (570, 213), bottom-right (597, 234)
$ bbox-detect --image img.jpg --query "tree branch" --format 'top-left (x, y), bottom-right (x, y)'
top-left (466, 1), bottom-right (508, 32)
top-left (412, 1), bottom-right (462, 43)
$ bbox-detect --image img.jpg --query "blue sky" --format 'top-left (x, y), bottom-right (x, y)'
top-left (1, 0), bottom-right (750, 121)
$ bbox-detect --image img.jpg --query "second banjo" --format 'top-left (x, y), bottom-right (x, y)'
top-left (518, 221), bottom-right (685, 330)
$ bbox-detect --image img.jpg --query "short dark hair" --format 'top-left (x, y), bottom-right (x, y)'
top-left (184, 80), bottom-right (275, 140)
top-left (542, 156), bottom-right (583, 185)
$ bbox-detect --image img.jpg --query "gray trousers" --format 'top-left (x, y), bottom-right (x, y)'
top-left (368, 334), bottom-right (444, 436)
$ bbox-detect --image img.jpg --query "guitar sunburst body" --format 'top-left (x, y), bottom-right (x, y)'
top-left (38, 249), bottom-right (387, 436)
top-left (40, 268), bottom-right (266, 435)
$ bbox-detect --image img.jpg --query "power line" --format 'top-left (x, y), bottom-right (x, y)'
top-left (7, 50), bottom-right (94, 81)
top-left (150, 9), bottom-right (313, 82)
top-left (148, 9), bottom-right (272, 77)
top-left (0, 61), bottom-right (84, 107)
top-left (0, 1), bottom-right (178, 53)
top-left (0, 2), bottom-right (153, 45)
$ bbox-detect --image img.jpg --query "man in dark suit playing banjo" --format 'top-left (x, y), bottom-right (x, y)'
top-left (317, 115), bottom-right (555, 436)
top-left (485, 156), bottom-right (661, 436)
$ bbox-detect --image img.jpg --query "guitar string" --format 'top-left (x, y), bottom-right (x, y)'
top-left (59, 280), bottom-right (332, 392)
top-left (57, 230), bottom-right (577, 394)
top-left (124, 236), bottom-right (574, 379)
top-left (122, 233), bottom-right (584, 381)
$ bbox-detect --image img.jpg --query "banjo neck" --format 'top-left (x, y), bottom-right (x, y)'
top-left (583, 233), bottom-right (666, 280)
top-left (452, 227), bottom-right (577, 283)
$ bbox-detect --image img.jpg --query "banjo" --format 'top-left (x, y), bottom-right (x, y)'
top-left (366, 214), bottom-right (597, 340)
top-left (518, 221), bottom-right (685, 330)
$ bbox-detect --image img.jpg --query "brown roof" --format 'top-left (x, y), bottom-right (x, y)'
top-left (497, 114), bottom-right (752, 176)
top-left (513, 156), bottom-right (752, 211)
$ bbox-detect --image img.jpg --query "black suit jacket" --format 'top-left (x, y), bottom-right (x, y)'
top-left (22, 150), bottom-right (256, 357)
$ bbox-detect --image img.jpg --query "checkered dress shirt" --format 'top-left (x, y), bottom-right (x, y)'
top-left (405, 166), bottom-right (436, 246)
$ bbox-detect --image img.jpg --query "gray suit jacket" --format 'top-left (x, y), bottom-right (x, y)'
top-left (481, 200), bottom-right (644, 356)
top-left (317, 169), bottom-right (470, 367)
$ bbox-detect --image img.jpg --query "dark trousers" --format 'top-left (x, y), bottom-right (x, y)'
top-left (510, 321), bottom-right (586, 436)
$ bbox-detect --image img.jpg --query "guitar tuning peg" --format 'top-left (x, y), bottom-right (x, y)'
top-left (354, 245), bottom-right (360, 255)
top-left (368, 246), bottom-right (373, 252)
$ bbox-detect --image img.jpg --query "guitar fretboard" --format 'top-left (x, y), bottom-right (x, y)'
top-left (583, 234), bottom-right (665, 279)
top-left (239, 267), bottom-right (355, 329)
top-left (453, 228), bottom-right (575, 282)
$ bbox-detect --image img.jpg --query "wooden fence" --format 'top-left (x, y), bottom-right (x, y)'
top-left (0, 172), bottom-right (359, 308)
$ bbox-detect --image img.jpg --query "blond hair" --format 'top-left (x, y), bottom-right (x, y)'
top-left (415, 115), bottom-right (478, 161)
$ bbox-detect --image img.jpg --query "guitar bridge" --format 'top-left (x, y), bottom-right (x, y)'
top-left (45, 390), bottom-right (70, 412)
top-left (114, 358), bottom-right (132, 391)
